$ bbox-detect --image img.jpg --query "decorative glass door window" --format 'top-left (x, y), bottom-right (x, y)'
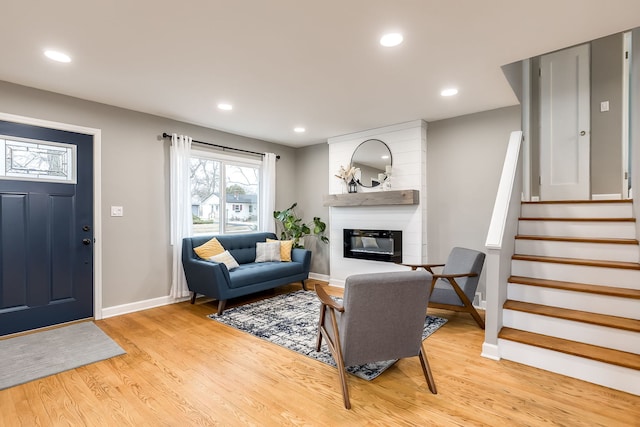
top-left (0, 136), bottom-right (77, 183)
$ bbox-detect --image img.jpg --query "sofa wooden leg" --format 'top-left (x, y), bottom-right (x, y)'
top-left (217, 299), bottom-right (227, 315)
top-left (301, 280), bottom-right (307, 291)
top-left (190, 292), bottom-right (197, 304)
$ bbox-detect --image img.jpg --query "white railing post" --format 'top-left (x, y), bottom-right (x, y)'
top-left (482, 131), bottom-right (523, 360)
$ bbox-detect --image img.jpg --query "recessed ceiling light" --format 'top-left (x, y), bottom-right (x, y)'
top-left (294, 127), bottom-right (306, 133)
top-left (381, 155), bottom-right (389, 159)
top-left (380, 33), bottom-right (403, 47)
top-left (441, 88), bottom-right (459, 97)
top-left (44, 50), bottom-right (71, 63)
top-left (217, 103), bottom-right (233, 111)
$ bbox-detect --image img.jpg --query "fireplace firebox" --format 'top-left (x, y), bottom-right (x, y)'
top-left (343, 229), bottom-right (402, 263)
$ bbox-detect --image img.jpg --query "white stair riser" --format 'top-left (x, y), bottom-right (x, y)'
top-left (498, 340), bottom-right (640, 396)
top-left (503, 310), bottom-right (640, 354)
top-left (511, 260), bottom-right (640, 290)
top-left (518, 220), bottom-right (637, 239)
top-left (521, 203), bottom-right (633, 219)
top-left (515, 239), bottom-right (640, 263)
top-left (507, 283), bottom-right (640, 319)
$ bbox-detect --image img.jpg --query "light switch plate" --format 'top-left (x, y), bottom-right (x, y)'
top-left (600, 101), bottom-right (609, 112)
top-left (111, 206), bottom-right (124, 217)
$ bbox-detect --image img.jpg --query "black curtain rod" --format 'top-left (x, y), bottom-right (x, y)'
top-left (162, 132), bottom-right (280, 160)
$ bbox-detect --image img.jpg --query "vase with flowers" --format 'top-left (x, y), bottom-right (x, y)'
top-left (335, 165), bottom-right (360, 193)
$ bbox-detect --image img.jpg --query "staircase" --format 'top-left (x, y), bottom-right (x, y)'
top-left (498, 199), bottom-right (640, 395)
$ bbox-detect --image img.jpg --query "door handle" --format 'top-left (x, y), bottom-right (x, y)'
top-left (82, 238), bottom-right (92, 246)
top-left (580, 130), bottom-right (586, 136)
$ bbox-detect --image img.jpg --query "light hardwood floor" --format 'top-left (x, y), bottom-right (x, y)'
top-left (1, 280), bottom-right (638, 426)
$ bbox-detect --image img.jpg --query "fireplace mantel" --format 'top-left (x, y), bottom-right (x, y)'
top-left (323, 189), bottom-right (419, 207)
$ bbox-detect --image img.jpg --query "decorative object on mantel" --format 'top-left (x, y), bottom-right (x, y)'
top-left (335, 165), bottom-right (359, 193)
top-left (383, 164), bottom-right (392, 191)
top-left (323, 189), bottom-right (419, 207)
top-left (273, 202), bottom-right (329, 248)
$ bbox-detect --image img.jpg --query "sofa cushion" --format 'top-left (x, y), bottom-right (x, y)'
top-left (209, 250), bottom-right (240, 270)
top-left (255, 241), bottom-right (281, 262)
top-left (228, 262), bottom-right (305, 288)
top-left (267, 238), bottom-right (293, 262)
top-left (193, 237), bottom-right (225, 259)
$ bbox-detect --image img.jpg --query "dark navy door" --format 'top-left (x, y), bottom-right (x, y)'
top-left (0, 120), bottom-right (93, 336)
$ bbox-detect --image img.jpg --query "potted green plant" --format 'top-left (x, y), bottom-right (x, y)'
top-left (273, 203), bottom-right (329, 248)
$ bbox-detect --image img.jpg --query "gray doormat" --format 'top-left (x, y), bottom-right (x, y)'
top-left (0, 321), bottom-right (125, 390)
top-left (209, 290), bottom-right (446, 380)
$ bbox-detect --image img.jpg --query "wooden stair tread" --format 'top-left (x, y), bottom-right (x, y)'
top-left (509, 276), bottom-right (640, 299)
top-left (512, 254), bottom-right (640, 270)
top-left (503, 300), bottom-right (640, 332)
top-left (498, 328), bottom-right (640, 370)
top-left (519, 217), bottom-right (635, 222)
top-left (522, 200), bottom-right (633, 205)
top-left (515, 235), bottom-right (639, 245)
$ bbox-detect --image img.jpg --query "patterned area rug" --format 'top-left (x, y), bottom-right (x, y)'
top-left (209, 290), bottom-right (447, 380)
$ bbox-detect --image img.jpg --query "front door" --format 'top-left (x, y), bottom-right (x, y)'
top-left (540, 43), bottom-right (591, 200)
top-left (0, 120), bottom-right (94, 336)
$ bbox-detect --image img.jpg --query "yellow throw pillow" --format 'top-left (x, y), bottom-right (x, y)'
top-left (193, 237), bottom-right (225, 259)
top-left (267, 238), bottom-right (294, 262)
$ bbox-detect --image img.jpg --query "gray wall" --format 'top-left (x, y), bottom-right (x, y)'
top-left (293, 143), bottom-right (330, 275)
top-left (0, 80), bottom-right (298, 309)
top-left (591, 33), bottom-right (624, 195)
top-left (426, 106), bottom-right (522, 298)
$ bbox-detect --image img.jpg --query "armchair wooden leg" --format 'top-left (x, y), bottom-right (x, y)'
top-left (217, 299), bottom-right (227, 315)
top-left (334, 347), bottom-right (351, 409)
top-left (419, 342), bottom-right (437, 394)
top-left (301, 280), bottom-right (307, 291)
top-left (316, 305), bottom-right (326, 351)
top-left (190, 292), bottom-right (197, 304)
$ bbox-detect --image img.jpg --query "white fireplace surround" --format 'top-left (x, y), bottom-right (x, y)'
top-left (327, 120), bottom-right (427, 286)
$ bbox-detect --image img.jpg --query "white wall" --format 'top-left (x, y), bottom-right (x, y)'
top-left (327, 120), bottom-right (427, 285)
top-left (426, 106), bottom-right (521, 298)
top-left (0, 80), bottom-right (299, 311)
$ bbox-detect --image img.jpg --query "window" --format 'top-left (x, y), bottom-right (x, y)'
top-left (0, 135), bottom-right (76, 183)
top-left (190, 151), bottom-right (260, 236)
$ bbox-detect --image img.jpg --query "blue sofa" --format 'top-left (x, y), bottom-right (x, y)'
top-left (182, 232), bottom-right (311, 314)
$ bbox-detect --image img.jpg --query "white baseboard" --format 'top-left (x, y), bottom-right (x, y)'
top-left (101, 295), bottom-right (190, 319)
top-left (592, 193), bottom-right (622, 200)
top-left (481, 342), bottom-right (501, 360)
top-left (309, 272), bottom-right (330, 282)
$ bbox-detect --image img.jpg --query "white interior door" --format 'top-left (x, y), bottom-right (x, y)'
top-left (540, 44), bottom-right (591, 201)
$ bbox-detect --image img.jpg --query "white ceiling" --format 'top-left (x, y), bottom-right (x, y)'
top-left (2, 1), bottom-right (639, 147)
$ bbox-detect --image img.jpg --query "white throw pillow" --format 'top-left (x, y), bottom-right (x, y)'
top-left (255, 241), bottom-right (282, 263)
top-left (209, 250), bottom-right (240, 270)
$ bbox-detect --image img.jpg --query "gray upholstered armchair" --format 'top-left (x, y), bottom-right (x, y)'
top-left (405, 247), bottom-right (486, 329)
top-left (315, 270), bottom-right (437, 409)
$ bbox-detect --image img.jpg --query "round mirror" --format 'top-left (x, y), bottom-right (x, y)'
top-left (350, 139), bottom-right (392, 188)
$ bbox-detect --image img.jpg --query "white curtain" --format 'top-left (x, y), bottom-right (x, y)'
top-left (260, 152), bottom-right (277, 233)
top-left (169, 134), bottom-right (193, 299)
